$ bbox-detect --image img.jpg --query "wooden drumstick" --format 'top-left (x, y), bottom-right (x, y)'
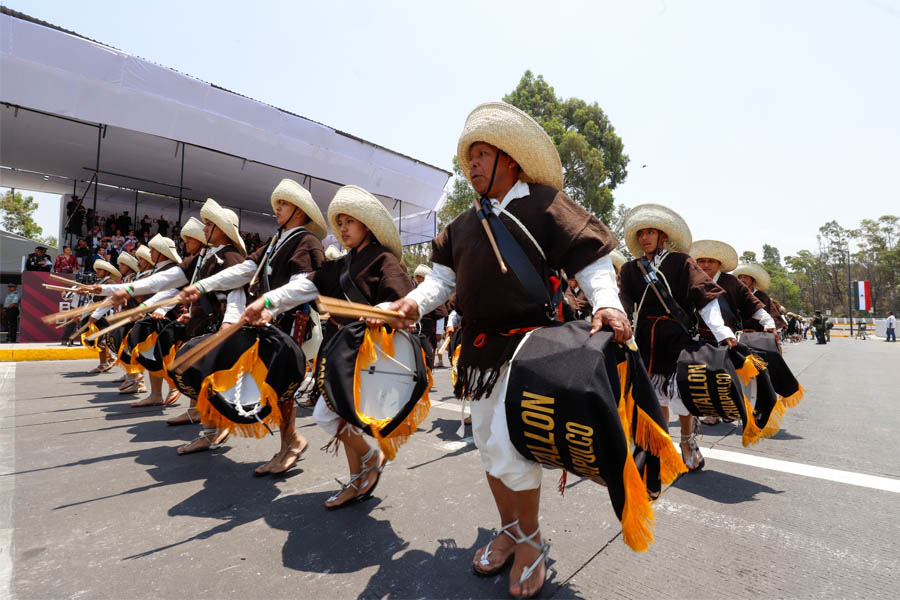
top-left (85, 316), bottom-right (138, 341)
top-left (472, 196), bottom-right (508, 275)
top-left (43, 283), bottom-right (86, 293)
top-left (42, 299), bottom-right (111, 325)
top-left (170, 317), bottom-right (248, 374)
top-left (317, 296), bottom-right (404, 321)
top-left (49, 274), bottom-right (80, 285)
top-left (106, 298), bottom-right (184, 324)
top-left (69, 321), bottom-right (93, 340)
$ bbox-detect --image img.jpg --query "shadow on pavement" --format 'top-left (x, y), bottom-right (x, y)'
top-left (406, 417), bottom-right (476, 471)
top-left (672, 469), bottom-right (784, 504)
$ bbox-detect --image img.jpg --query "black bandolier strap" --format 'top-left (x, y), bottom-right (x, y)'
top-left (339, 254), bottom-right (371, 306)
top-left (637, 257), bottom-right (697, 337)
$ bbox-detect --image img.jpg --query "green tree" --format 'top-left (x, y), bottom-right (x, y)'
top-left (1, 190), bottom-right (44, 240)
top-left (502, 71), bottom-right (629, 223)
top-left (740, 251), bottom-right (757, 263)
top-left (438, 156), bottom-right (478, 230)
top-left (401, 242), bottom-right (431, 276)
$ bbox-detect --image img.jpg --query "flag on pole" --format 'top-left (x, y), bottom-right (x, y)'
top-left (853, 281), bottom-right (871, 311)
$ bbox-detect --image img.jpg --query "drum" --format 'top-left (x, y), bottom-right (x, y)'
top-left (154, 320), bottom-right (186, 384)
top-left (117, 316), bottom-right (169, 375)
top-left (171, 325), bottom-right (306, 438)
top-left (80, 317), bottom-right (109, 353)
top-left (502, 320), bottom-right (686, 552)
top-left (315, 321), bottom-right (431, 460)
top-left (675, 341), bottom-right (782, 445)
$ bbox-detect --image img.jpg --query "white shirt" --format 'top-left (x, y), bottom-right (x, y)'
top-left (713, 271), bottom-right (774, 331)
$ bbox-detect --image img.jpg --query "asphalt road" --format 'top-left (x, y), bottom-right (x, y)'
top-left (2, 336), bottom-right (898, 599)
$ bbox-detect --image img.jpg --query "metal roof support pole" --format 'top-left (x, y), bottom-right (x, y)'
top-left (398, 199), bottom-right (402, 246)
top-left (133, 190), bottom-right (139, 229)
top-left (177, 142), bottom-right (185, 228)
top-left (92, 124), bottom-right (102, 211)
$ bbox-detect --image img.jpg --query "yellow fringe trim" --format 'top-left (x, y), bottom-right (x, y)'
top-left (620, 449), bottom-right (655, 552)
top-left (616, 360), bottom-right (633, 445)
top-left (759, 398), bottom-right (787, 439)
top-left (780, 384), bottom-right (805, 409)
top-left (634, 406), bottom-right (688, 484)
top-left (160, 341), bottom-right (181, 387)
top-left (352, 327), bottom-right (431, 461)
top-left (194, 339), bottom-right (282, 438)
top-left (119, 332), bottom-right (157, 375)
top-left (81, 323), bottom-right (102, 353)
top-left (735, 354), bottom-right (767, 385)
top-left (741, 396), bottom-right (764, 446)
top-left (450, 344), bottom-right (461, 387)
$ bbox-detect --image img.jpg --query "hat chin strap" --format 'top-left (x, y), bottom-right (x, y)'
top-left (481, 151), bottom-right (501, 203)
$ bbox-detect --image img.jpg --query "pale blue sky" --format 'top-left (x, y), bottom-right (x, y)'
top-left (5, 0), bottom-right (899, 259)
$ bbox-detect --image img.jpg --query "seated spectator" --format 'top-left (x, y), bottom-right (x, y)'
top-left (53, 246), bottom-right (79, 274)
top-left (26, 246), bottom-right (53, 272)
top-left (112, 229), bottom-right (125, 249)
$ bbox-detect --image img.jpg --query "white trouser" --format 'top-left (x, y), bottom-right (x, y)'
top-left (469, 363), bottom-right (543, 492)
top-left (650, 373), bottom-right (690, 417)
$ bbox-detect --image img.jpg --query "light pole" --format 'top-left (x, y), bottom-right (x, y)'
top-left (846, 241), bottom-right (854, 337)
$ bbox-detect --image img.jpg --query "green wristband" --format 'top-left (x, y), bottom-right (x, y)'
top-left (264, 296), bottom-right (273, 309)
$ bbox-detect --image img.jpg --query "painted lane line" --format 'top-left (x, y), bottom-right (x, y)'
top-left (0, 363), bottom-right (16, 600)
top-left (699, 445), bottom-right (900, 494)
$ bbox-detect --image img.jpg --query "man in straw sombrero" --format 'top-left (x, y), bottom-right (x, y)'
top-left (731, 263), bottom-right (782, 334)
top-left (619, 205), bottom-right (737, 471)
top-left (83, 257), bottom-right (123, 373)
top-left (690, 240), bottom-right (774, 424)
top-left (177, 179), bottom-right (327, 476)
top-left (104, 198), bottom-right (248, 453)
top-left (241, 184), bottom-right (413, 507)
top-left (387, 102), bottom-right (630, 597)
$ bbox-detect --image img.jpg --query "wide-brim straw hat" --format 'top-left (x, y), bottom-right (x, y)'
top-left (690, 240), bottom-right (738, 273)
top-left (327, 185), bottom-right (402, 258)
top-left (457, 102), bottom-right (564, 191)
top-left (270, 179), bottom-right (327, 240)
top-left (93, 259), bottom-right (121, 280)
top-left (117, 252), bottom-right (139, 273)
top-left (324, 244), bottom-right (344, 261)
top-left (609, 250), bottom-right (627, 274)
top-left (180, 217), bottom-right (207, 245)
top-left (200, 198), bottom-right (247, 256)
top-left (623, 203), bottom-right (692, 257)
top-left (732, 263), bottom-right (771, 292)
top-left (149, 234), bottom-right (182, 265)
top-left (413, 264), bottom-right (432, 279)
top-left (135, 245), bottom-right (154, 266)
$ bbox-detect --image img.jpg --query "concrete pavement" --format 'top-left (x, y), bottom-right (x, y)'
top-left (2, 336), bottom-right (898, 599)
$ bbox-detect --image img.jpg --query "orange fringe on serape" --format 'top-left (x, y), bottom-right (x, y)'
top-left (194, 339), bottom-right (283, 438)
top-left (780, 384), bottom-right (805, 409)
top-left (351, 327), bottom-right (432, 461)
top-left (621, 450), bottom-right (656, 552)
top-left (735, 353), bottom-right (767, 386)
top-left (81, 323), bottom-right (102, 353)
top-left (117, 332), bottom-right (157, 375)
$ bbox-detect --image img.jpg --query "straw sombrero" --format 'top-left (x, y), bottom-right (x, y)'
top-left (732, 263), bottom-right (771, 292)
top-left (135, 245), bottom-right (154, 266)
top-left (690, 240), bottom-right (738, 273)
top-left (327, 185), bottom-right (402, 258)
top-left (180, 217), bottom-right (207, 245)
top-left (413, 264), bottom-right (432, 279)
top-left (623, 203), bottom-right (692, 257)
top-left (457, 102), bottom-right (564, 191)
top-left (200, 198), bottom-right (247, 256)
top-left (271, 179), bottom-right (327, 240)
top-left (117, 252), bottom-right (139, 273)
top-left (93, 259), bottom-right (121, 280)
top-left (609, 250), bottom-right (627, 274)
top-left (149, 234), bottom-right (182, 265)
top-left (324, 244), bottom-right (343, 261)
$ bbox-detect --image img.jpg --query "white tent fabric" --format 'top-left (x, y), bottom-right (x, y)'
top-left (0, 10), bottom-right (450, 246)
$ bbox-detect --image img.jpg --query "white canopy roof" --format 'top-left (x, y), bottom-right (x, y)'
top-left (0, 8), bottom-right (449, 245)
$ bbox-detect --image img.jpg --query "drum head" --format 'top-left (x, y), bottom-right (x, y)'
top-left (358, 329), bottom-right (419, 421)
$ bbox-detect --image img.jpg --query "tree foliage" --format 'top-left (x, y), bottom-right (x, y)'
top-left (1, 190), bottom-right (44, 241)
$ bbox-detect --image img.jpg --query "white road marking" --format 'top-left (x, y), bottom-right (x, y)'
top-left (699, 445), bottom-right (900, 494)
top-left (0, 362), bottom-right (16, 600)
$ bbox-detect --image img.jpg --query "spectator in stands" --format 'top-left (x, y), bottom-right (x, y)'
top-left (157, 215), bottom-right (169, 236)
top-left (53, 246), bottom-right (79, 274)
top-left (140, 214), bottom-right (152, 236)
top-left (88, 245), bottom-right (110, 272)
top-left (104, 214), bottom-right (116, 236)
top-left (75, 238), bottom-right (91, 267)
top-left (117, 211), bottom-right (131, 234)
top-left (85, 208), bottom-right (96, 232)
top-left (112, 229), bottom-right (125, 250)
top-left (25, 246), bottom-right (53, 272)
top-left (123, 230), bottom-right (138, 253)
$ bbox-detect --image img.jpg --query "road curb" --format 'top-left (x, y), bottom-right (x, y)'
top-left (0, 348), bottom-right (97, 361)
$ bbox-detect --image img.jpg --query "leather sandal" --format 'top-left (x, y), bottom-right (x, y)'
top-left (268, 435), bottom-right (309, 476)
top-left (356, 447), bottom-right (386, 500)
top-left (166, 408), bottom-right (199, 426)
top-left (177, 428), bottom-right (230, 455)
top-left (324, 472), bottom-right (366, 510)
top-left (324, 447), bottom-right (384, 509)
top-left (680, 431), bottom-right (705, 471)
top-left (510, 525), bottom-right (550, 598)
top-left (473, 519), bottom-right (518, 576)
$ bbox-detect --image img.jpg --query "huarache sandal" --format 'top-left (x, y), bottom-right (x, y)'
top-left (509, 525), bottom-right (550, 598)
top-left (166, 409), bottom-right (200, 426)
top-left (473, 519), bottom-right (519, 576)
top-left (269, 435), bottom-right (309, 476)
top-left (680, 431), bottom-right (705, 471)
top-left (253, 453), bottom-right (282, 477)
top-left (163, 389), bottom-right (181, 405)
top-left (356, 447), bottom-right (386, 500)
top-left (130, 395), bottom-right (164, 407)
top-left (177, 428), bottom-right (230, 455)
top-left (324, 472), bottom-right (366, 510)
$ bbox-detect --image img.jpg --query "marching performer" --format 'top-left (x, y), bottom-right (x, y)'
top-left (732, 263), bottom-right (780, 334)
top-left (103, 199), bottom-right (247, 453)
top-left (176, 179), bottom-right (326, 476)
top-left (111, 251), bottom-right (145, 394)
top-left (388, 103), bottom-right (629, 597)
top-left (84, 258), bottom-right (122, 373)
top-left (241, 185), bottom-right (412, 508)
top-left (618, 206), bottom-right (737, 471)
top-left (412, 264), bottom-right (449, 368)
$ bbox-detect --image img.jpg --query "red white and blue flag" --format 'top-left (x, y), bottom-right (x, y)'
top-left (853, 280), bottom-right (871, 311)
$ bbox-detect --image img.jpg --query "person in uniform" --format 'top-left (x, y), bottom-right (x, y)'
top-left (388, 102), bottom-right (629, 597)
top-left (3, 283), bottom-right (21, 343)
top-left (618, 206), bottom-right (737, 472)
top-left (26, 246), bottom-right (53, 272)
top-left (812, 309), bottom-right (828, 344)
top-left (177, 179), bottom-right (327, 476)
top-left (241, 185), bottom-right (413, 509)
